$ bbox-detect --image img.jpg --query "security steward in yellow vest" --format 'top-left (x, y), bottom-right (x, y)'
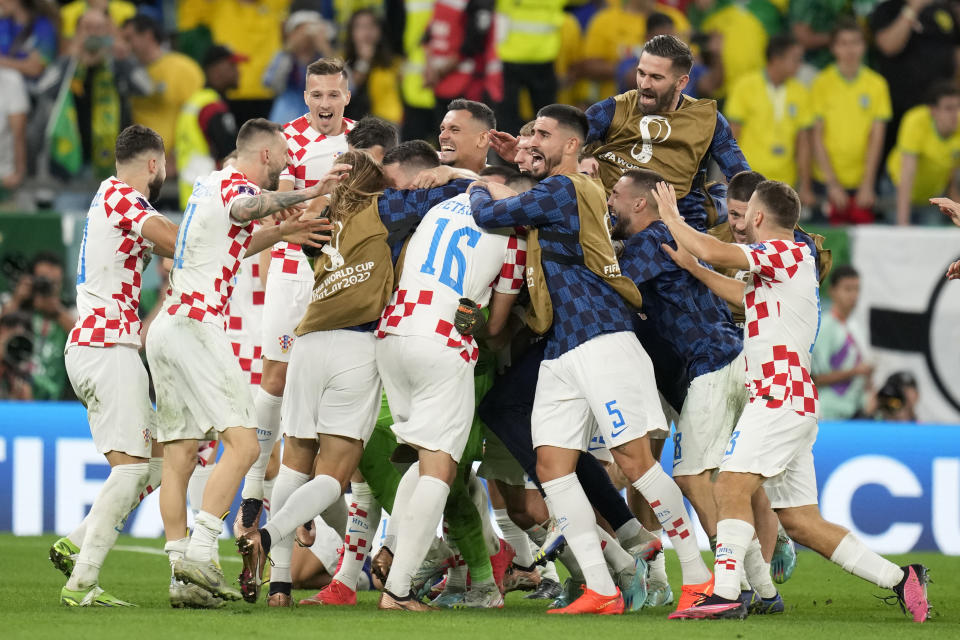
top-left (175, 45), bottom-right (242, 208)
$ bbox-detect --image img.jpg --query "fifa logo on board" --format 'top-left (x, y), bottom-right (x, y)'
top-left (630, 115), bottom-right (672, 164)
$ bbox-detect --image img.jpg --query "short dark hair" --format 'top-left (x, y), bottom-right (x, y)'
top-left (927, 80), bottom-right (960, 106)
top-left (347, 116), bottom-right (399, 152)
top-left (621, 168), bottom-right (667, 205)
top-left (754, 180), bottom-right (800, 229)
top-left (382, 140), bottom-right (440, 171)
top-left (115, 124), bottom-right (164, 163)
top-left (766, 34), bottom-right (799, 62)
top-left (479, 165), bottom-right (520, 181)
top-left (506, 173), bottom-right (538, 192)
top-left (447, 98), bottom-right (496, 130)
top-left (829, 264), bottom-right (859, 288)
top-left (306, 57), bottom-right (348, 81)
top-left (536, 104), bottom-right (588, 143)
top-left (236, 118), bottom-right (284, 150)
top-left (831, 17), bottom-right (864, 44)
top-left (123, 14), bottom-right (165, 43)
top-left (30, 250), bottom-right (64, 273)
top-left (646, 12), bottom-right (675, 36)
top-left (639, 34), bottom-right (693, 75)
top-left (727, 170), bottom-right (766, 202)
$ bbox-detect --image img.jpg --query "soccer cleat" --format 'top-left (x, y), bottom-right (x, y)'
top-left (739, 589), bottom-right (757, 610)
top-left (457, 582), bottom-right (505, 609)
top-left (490, 539), bottom-right (516, 594)
top-left (526, 577), bottom-right (562, 600)
top-left (378, 589), bottom-right (434, 611)
top-left (548, 587), bottom-right (624, 615)
top-left (236, 530), bottom-right (268, 603)
top-left (61, 584), bottom-right (136, 607)
top-left (50, 537), bottom-right (80, 578)
top-left (750, 592), bottom-right (784, 614)
top-left (643, 581), bottom-right (674, 608)
top-left (550, 578), bottom-right (586, 609)
top-left (502, 563), bottom-right (541, 592)
top-left (668, 593), bottom-right (748, 620)
top-left (674, 578), bottom-right (713, 612)
top-left (616, 556), bottom-right (649, 611)
top-left (298, 579), bottom-right (357, 606)
top-left (534, 521), bottom-right (565, 565)
top-left (627, 538), bottom-right (663, 564)
top-left (411, 540), bottom-right (453, 599)
top-left (431, 587), bottom-right (466, 608)
top-left (173, 557), bottom-right (242, 601)
top-left (371, 546), bottom-right (394, 584)
top-left (169, 579), bottom-right (225, 609)
top-left (232, 498), bottom-right (263, 538)
top-left (771, 531), bottom-right (797, 584)
top-left (890, 564), bottom-right (930, 623)
top-left (267, 592), bottom-right (294, 607)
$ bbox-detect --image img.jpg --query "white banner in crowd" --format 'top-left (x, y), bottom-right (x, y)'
top-left (849, 225), bottom-right (960, 423)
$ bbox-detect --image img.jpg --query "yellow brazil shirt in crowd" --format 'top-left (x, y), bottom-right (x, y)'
top-left (724, 70), bottom-right (813, 186)
top-left (812, 64), bottom-right (891, 189)
top-left (887, 105), bottom-right (960, 205)
top-left (582, 3), bottom-right (690, 100)
top-left (129, 51), bottom-right (205, 152)
top-left (701, 4), bottom-right (768, 98)
top-left (60, 0), bottom-right (137, 39)
top-left (556, 11), bottom-right (585, 107)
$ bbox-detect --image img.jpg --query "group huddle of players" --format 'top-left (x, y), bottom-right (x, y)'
top-left (50, 35), bottom-right (931, 622)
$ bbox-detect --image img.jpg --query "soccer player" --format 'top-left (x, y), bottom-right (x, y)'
top-left (654, 179), bottom-right (931, 622)
top-left (346, 115), bottom-right (400, 162)
top-left (56, 125), bottom-right (178, 607)
top-left (236, 58), bottom-right (356, 536)
top-left (148, 118), bottom-right (340, 605)
top-left (470, 104), bottom-right (712, 615)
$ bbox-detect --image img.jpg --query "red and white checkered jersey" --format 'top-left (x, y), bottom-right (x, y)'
top-left (223, 249), bottom-right (266, 387)
top-left (165, 166), bottom-right (258, 325)
top-left (738, 239), bottom-right (820, 416)
top-left (272, 114), bottom-right (355, 279)
top-left (376, 193), bottom-right (526, 363)
top-left (68, 177), bottom-right (159, 349)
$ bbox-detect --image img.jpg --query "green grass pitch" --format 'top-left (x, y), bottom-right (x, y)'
top-left (2, 534), bottom-right (955, 639)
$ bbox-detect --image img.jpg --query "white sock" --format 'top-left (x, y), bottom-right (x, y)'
top-left (558, 547), bottom-right (584, 581)
top-left (524, 521), bottom-right (549, 546)
top-left (648, 541), bottom-right (668, 585)
top-left (542, 473), bottom-right (616, 596)
top-left (321, 493), bottom-right (348, 539)
top-left (242, 390), bottom-right (282, 500)
top-left (494, 508), bottom-right (534, 567)
top-left (265, 465), bottom-right (310, 584)
top-left (830, 533), bottom-right (904, 588)
top-left (264, 474), bottom-right (341, 544)
top-left (740, 574), bottom-right (752, 591)
top-left (597, 526), bottom-right (634, 574)
top-left (384, 471), bottom-right (450, 595)
top-left (542, 560), bottom-right (560, 582)
top-left (384, 462), bottom-right (421, 552)
top-left (467, 472), bottom-right (500, 556)
top-left (164, 537), bottom-right (188, 577)
top-left (310, 516), bottom-right (344, 571)
top-left (617, 517), bottom-right (659, 549)
top-left (66, 463), bottom-right (149, 589)
top-left (714, 518), bottom-right (754, 600)
top-left (263, 477), bottom-right (276, 517)
top-left (333, 482), bottom-right (380, 589)
top-left (187, 463), bottom-right (214, 519)
top-left (744, 537), bottom-right (777, 598)
top-left (443, 519), bottom-right (468, 591)
top-left (633, 465), bottom-right (711, 585)
top-left (186, 510), bottom-right (224, 563)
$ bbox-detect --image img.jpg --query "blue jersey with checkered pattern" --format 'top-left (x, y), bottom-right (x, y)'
top-left (620, 221), bottom-right (742, 380)
top-left (470, 175), bottom-right (636, 360)
top-left (586, 98), bottom-right (749, 231)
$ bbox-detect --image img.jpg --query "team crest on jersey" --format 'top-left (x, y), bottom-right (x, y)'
top-left (142, 428), bottom-right (151, 444)
top-left (278, 334), bottom-right (294, 353)
top-left (788, 103), bottom-right (797, 118)
top-left (859, 94), bottom-right (870, 109)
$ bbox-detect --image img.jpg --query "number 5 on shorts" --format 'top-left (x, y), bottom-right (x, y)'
top-left (725, 430), bottom-right (741, 456)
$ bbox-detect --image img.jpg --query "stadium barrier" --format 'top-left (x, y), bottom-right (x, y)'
top-left (0, 401), bottom-right (957, 554)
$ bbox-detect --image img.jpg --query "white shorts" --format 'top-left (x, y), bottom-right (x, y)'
top-left (531, 332), bottom-right (668, 452)
top-left (719, 401), bottom-right (819, 509)
top-left (65, 345), bottom-right (154, 458)
top-left (261, 274), bottom-right (312, 362)
top-left (147, 314), bottom-right (257, 442)
top-left (673, 353), bottom-right (747, 477)
top-left (376, 335), bottom-right (475, 462)
top-left (587, 431), bottom-right (614, 463)
top-left (478, 428), bottom-right (527, 486)
top-left (282, 329), bottom-right (381, 443)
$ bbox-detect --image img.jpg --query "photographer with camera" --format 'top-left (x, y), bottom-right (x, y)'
top-left (0, 311), bottom-right (33, 400)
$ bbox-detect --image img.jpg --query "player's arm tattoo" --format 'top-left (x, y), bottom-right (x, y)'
top-left (230, 187), bottom-right (318, 223)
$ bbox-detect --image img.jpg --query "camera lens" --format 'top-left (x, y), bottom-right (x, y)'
top-left (4, 333), bottom-right (33, 364)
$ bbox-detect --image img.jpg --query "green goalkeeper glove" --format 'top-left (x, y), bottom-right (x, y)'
top-left (454, 297), bottom-right (485, 335)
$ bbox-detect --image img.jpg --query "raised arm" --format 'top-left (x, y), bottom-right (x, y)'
top-left (662, 241), bottom-right (746, 308)
top-left (230, 164), bottom-right (350, 223)
top-left (469, 177), bottom-right (571, 228)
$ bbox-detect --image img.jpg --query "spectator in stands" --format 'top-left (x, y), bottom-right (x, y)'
top-left (555, 10), bottom-right (586, 107)
top-left (345, 9), bottom-right (402, 124)
top-left (870, 0), bottom-right (960, 155)
top-left (0, 0), bottom-right (58, 82)
top-left (263, 10), bottom-right (335, 127)
top-left (812, 265), bottom-right (873, 420)
top-left (399, 0), bottom-right (437, 142)
top-left (872, 371), bottom-right (919, 422)
top-left (59, 0), bottom-right (136, 41)
top-left (789, 0), bottom-right (851, 72)
top-left (0, 66), bottom-right (27, 203)
top-left (0, 310), bottom-right (33, 399)
top-left (122, 14), bottom-right (203, 173)
top-left (811, 19), bottom-right (891, 225)
top-left (174, 45), bottom-right (243, 208)
top-left (887, 81), bottom-right (960, 225)
top-left (725, 35), bottom-right (814, 204)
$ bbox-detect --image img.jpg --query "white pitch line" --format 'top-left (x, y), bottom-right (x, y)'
top-left (114, 544), bottom-right (241, 563)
